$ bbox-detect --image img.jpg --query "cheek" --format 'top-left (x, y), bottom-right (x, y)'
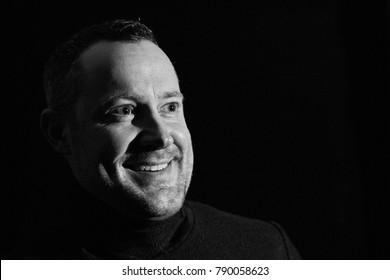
top-left (170, 122), bottom-right (192, 151)
top-left (99, 126), bottom-right (137, 162)
top-left (73, 125), bottom-right (136, 163)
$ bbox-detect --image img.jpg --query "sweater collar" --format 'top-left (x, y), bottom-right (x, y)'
top-left (70, 187), bottom-right (189, 259)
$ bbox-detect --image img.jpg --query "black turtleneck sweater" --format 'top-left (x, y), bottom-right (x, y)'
top-left (8, 199), bottom-right (300, 259)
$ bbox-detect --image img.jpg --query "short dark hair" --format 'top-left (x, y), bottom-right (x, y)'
top-left (43, 19), bottom-right (158, 114)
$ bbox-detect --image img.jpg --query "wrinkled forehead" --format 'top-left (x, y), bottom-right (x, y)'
top-left (78, 40), bottom-right (179, 98)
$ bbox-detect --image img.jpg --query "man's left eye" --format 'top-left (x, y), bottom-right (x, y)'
top-left (161, 102), bottom-right (180, 114)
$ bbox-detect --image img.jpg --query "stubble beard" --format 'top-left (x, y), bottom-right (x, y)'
top-left (104, 149), bottom-right (194, 220)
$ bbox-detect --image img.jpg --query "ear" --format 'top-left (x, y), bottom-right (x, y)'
top-left (40, 108), bottom-right (72, 155)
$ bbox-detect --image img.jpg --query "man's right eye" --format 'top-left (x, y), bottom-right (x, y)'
top-left (108, 104), bottom-right (134, 116)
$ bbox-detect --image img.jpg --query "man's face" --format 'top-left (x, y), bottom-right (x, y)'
top-left (64, 40), bottom-right (193, 220)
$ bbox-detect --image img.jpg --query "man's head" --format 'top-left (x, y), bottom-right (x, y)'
top-left (41, 20), bottom-right (194, 220)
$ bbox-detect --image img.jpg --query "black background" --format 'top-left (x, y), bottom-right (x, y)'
top-left (3, 0), bottom-right (389, 259)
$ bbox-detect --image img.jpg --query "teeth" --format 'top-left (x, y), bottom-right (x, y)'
top-left (133, 163), bottom-right (169, 172)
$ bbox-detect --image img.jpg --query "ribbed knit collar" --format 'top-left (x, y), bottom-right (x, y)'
top-left (81, 208), bottom-right (185, 259)
top-left (69, 188), bottom-right (191, 259)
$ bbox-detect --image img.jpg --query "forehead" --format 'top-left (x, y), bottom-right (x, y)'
top-left (78, 40), bottom-right (179, 101)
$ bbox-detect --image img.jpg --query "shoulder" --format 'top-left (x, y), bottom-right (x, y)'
top-left (186, 200), bottom-right (282, 235)
top-left (180, 201), bottom-right (300, 259)
top-left (187, 200), bottom-right (275, 230)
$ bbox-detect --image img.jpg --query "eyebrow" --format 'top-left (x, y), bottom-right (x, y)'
top-left (101, 90), bottom-right (184, 107)
top-left (161, 90), bottom-right (184, 100)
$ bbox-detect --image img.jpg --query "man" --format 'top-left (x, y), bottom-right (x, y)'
top-left (13, 20), bottom-right (300, 259)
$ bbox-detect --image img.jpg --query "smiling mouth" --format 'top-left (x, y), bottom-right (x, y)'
top-left (125, 161), bottom-right (172, 172)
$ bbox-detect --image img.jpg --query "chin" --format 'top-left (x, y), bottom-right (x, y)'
top-left (142, 190), bottom-right (186, 220)
top-left (104, 182), bottom-right (186, 220)
top-left (98, 162), bottom-right (191, 220)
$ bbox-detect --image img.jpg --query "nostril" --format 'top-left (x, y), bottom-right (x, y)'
top-left (133, 131), bottom-right (173, 151)
top-left (130, 110), bottom-right (172, 150)
top-left (165, 136), bottom-right (174, 144)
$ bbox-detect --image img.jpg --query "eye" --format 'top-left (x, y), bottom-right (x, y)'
top-left (108, 104), bottom-right (134, 116)
top-left (161, 102), bottom-right (180, 114)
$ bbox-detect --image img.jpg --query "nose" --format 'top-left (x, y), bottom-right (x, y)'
top-left (135, 110), bottom-right (173, 150)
